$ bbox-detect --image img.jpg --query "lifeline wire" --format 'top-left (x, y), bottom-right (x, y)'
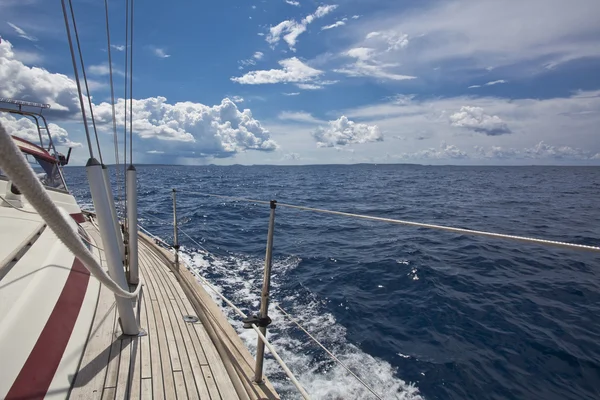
top-left (182, 190), bottom-right (600, 253)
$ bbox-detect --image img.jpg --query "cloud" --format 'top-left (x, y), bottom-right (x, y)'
top-left (231, 96), bottom-right (244, 103)
top-left (0, 113), bottom-right (80, 147)
top-left (365, 30), bottom-right (409, 51)
top-left (278, 111), bottom-right (323, 124)
top-left (150, 47), bottom-right (170, 58)
top-left (485, 80), bottom-right (507, 86)
top-left (282, 152), bottom-right (301, 161)
top-left (111, 44), bottom-right (125, 51)
top-left (231, 57), bottom-right (323, 85)
top-left (285, 0), bottom-right (300, 6)
top-left (350, 0), bottom-right (600, 75)
top-left (0, 39), bottom-right (81, 116)
top-left (399, 141), bottom-right (467, 160)
top-left (12, 49), bottom-right (42, 64)
top-left (312, 116), bottom-right (382, 147)
top-left (351, 15), bottom-right (360, 19)
top-left (253, 52), bottom-right (264, 60)
top-left (88, 63), bottom-right (124, 77)
top-left (283, 92), bottom-right (300, 96)
top-left (322, 21), bottom-right (345, 31)
top-left (335, 47), bottom-right (416, 81)
top-left (449, 106), bottom-right (511, 135)
top-left (93, 97), bottom-right (277, 158)
top-left (266, 4), bottom-right (338, 51)
top-left (7, 22), bottom-right (37, 42)
top-left (468, 84), bottom-right (481, 89)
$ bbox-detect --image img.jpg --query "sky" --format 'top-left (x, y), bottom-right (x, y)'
top-left (1, 0), bottom-right (599, 166)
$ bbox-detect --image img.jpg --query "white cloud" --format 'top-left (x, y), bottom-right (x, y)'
top-left (468, 84), bottom-right (481, 89)
top-left (150, 47), bottom-right (170, 58)
top-left (351, 15), bottom-right (360, 20)
top-left (231, 96), bottom-right (244, 103)
top-left (351, 0), bottom-right (600, 75)
top-left (296, 83), bottom-right (322, 90)
top-left (7, 22), bottom-right (37, 42)
top-left (231, 57), bottom-right (323, 85)
top-left (253, 52), bottom-right (264, 60)
top-left (88, 63), bottom-right (124, 77)
top-left (266, 4), bottom-right (338, 51)
top-left (399, 141), bottom-right (467, 160)
top-left (111, 44), bottom-right (125, 51)
top-left (146, 150), bottom-right (164, 154)
top-left (285, 0), bottom-right (300, 6)
top-left (485, 80), bottom-right (507, 86)
top-left (335, 48), bottom-right (416, 81)
top-left (0, 39), bottom-right (81, 116)
top-left (282, 152), bottom-right (301, 161)
top-left (321, 21), bottom-right (345, 31)
top-left (12, 49), bottom-right (42, 64)
top-left (365, 30), bottom-right (409, 51)
top-left (0, 113), bottom-right (80, 147)
top-left (312, 116), bottom-right (382, 147)
top-left (283, 92), bottom-right (300, 96)
top-left (93, 97), bottom-right (277, 158)
top-left (449, 106), bottom-right (511, 135)
top-left (278, 111), bottom-right (323, 124)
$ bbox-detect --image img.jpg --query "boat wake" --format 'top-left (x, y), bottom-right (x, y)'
top-left (180, 248), bottom-right (423, 400)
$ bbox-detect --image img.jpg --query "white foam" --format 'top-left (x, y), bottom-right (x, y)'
top-left (180, 249), bottom-right (424, 399)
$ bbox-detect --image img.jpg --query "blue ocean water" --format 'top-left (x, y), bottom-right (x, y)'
top-left (66, 164), bottom-right (600, 400)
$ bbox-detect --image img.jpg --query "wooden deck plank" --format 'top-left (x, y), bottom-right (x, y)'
top-left (141, 378), bottom-right (152, 400)
top-left (144, 245), bottom-right (212, 400)
top-left (139, 288), bottom-right (152, 380)
top-left (103, 312), bottom-right (123, 389)
top-left (173, 371), bottom-right (187, 399)
top-left (115, 337), bottom-right (131, 399)
top-left (139, 250), bottom-right (176, 400)
top-left (101, 387), bottom-right (116, 400)
top-left (143, 248), bottom-right (237, 400)
top-left (201, 365), bottom-right (222, 400)
top-left (129, 335), bottom-right (142, 400)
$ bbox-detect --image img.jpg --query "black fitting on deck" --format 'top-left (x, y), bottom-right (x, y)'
top-left (173, 244), bottom-right (180, 250)
top-left (242, 315), bottom-right (272, 329)
top-left (270, 200), bottom-right (277, 209)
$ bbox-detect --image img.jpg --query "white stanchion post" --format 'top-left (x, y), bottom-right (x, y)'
top-left (172, 189), bottom-right (180, 272)
top-left (254, 200), bottom-right (277, 383)
top-left (127, 165), bottom-right (139, 285)
top-left (102, 165), bottom-right (125, 263)
top-left (87, 158), bottom-right (138, 335)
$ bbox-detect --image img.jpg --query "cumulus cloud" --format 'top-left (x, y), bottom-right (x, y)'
top-left (312, 116), bottom-right (382, 147)
top-left (266, 4), bottom-right (338, 51)
top-left (0, 113), bottom-right (80, 147)
top-left (93, 97), bottom-right (277, 158)
top-left (231, 57), bottom-right (322, 85)
top-left (449, 106), bottom-right (511, 135)
top-left (474, 143), bottom-right (600, 160)
top-left (322, 21), bottom-right (345, 30)
top-left (335, 47), bottom-right (416, 81)
top-left (253, 52), bottom-right (264, 60)
top-left (7, 22), bottom-right (37, 42)
top-left (0, 39), bottom-right (81, 116)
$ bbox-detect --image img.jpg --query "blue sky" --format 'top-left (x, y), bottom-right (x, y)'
top-left (1, 0), bottom-right (599, 165)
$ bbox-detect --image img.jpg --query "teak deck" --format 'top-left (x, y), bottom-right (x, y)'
top-left (70, 220), bottom-right (278, 400)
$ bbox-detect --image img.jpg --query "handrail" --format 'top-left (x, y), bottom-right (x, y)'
top-left (182, 190), bottom-right (600, 253)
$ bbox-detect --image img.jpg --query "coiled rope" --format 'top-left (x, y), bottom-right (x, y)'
top-left (0, 121), bottom-right (140, 299)
top-left (182, 191), bottom-right (600, 253)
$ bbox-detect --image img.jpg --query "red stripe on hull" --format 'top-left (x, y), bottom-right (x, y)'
top-left (5, 259), bottom-right (90, 400)
top-left (70, 213), bottom-right (86, 223)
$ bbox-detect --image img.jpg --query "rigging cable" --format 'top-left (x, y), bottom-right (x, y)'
top-left (67, 0), bottom-right (104, 164)
top-left (122, 0), bottom-right (130, 232)
top-left (103, 0), bottom-right (122, 203)
top-left (129, 0), bottom-right (134, 165)
top-left (59, 0), bottom-right (94, 159)
top-left (181, 190), bottom-right (600, 253)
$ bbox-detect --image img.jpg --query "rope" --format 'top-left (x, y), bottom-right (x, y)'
top-left (182, 191), bottom-right (600, 253)
top-left (67, 0), bottom-right (103, 164)
top-left (187, 265), bottom-right (311, 399)
top-left (275, 304), bottom-right (383, 399)
top-left (60, 0), bottom-right (94, 159)
top-left (0, 121), bottom-right (140, 299)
